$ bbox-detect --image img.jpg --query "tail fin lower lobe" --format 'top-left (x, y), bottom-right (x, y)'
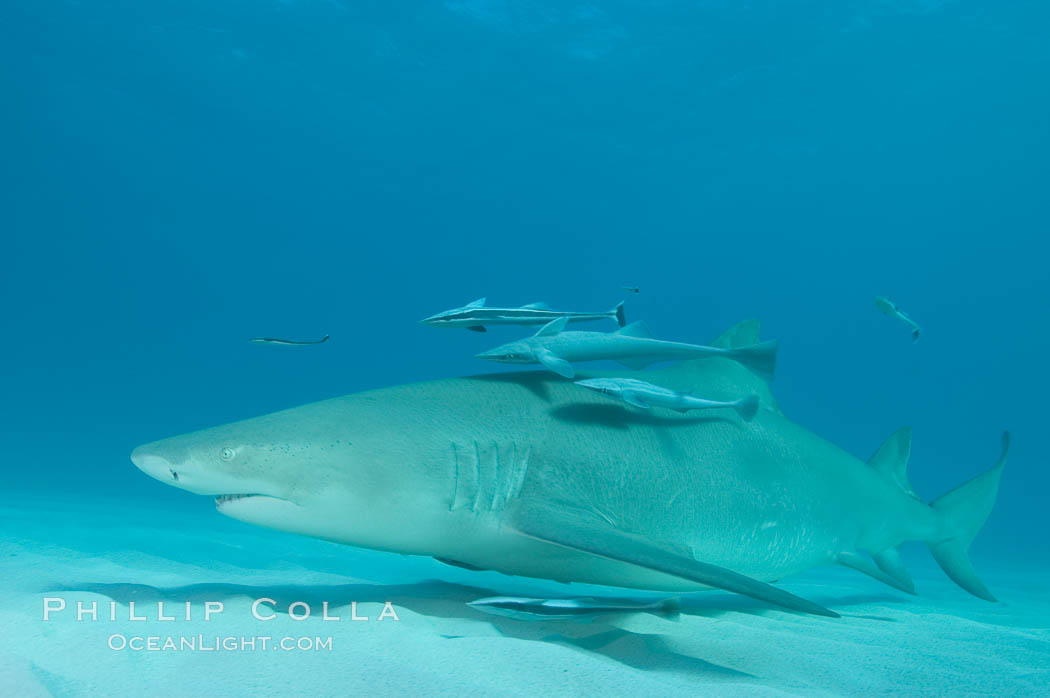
top-left (927, 432), bottom-right (1010, 601)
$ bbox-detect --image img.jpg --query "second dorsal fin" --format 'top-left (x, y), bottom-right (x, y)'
top-left (710, 319), bottom-right (761, 349)
top-left (867, 427), bottom-right (918, 499)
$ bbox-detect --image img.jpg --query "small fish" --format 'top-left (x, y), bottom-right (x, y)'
top-left (421, 298), bottom-right (626, 332)
top-left (467, 595), bottom-right (680, 621)
top-left (475, 318), bottom-right (778, 380)
top-left (874, 296), bottom-right (921, 342)
top-left (576, 377), bottom-right (759, 420)
top-left (249, 335), bottom-right (330, 346)
top-left (622, 286), bottom-right (640, 294)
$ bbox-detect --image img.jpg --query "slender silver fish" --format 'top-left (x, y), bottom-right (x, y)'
top-left (875, 296), bottom-right (921, 342)
top-left (475, 318), bottom-right (778, 380)
top-left (467, 596), bottom-right (680, 621)
top-left (575, 377), bottom-right (759, 420)
top-left (422, 298), bottom-right (626, 332)
top-left (249, 335), bottom-right (330, 346)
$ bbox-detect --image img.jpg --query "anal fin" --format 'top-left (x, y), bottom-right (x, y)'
top-left (873, 548), bottom-right (915, 593)
top-left (838, 551), bottom-right (916, 594)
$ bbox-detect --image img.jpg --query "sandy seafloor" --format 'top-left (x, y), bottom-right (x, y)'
top-left (1, 492), bottom-right (1047, 697)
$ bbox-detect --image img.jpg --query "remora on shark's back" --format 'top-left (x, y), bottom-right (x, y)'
top-left (575, 377), bottom-right (759, 420)
top-left (130, 319), bottom-right (1009, 619)
top-left (475, 318), bottom-right (778, 380)
top-left (422, 298), bottom-right (626, 332)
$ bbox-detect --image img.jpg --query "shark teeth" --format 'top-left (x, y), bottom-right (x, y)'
top-left (214, 494), bottom-right (258, 506)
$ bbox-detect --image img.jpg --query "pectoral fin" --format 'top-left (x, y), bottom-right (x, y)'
top-left (621, 391), bottom-right (650, 409)
top-left (509, 500), bottom-right (839, 618)
top-left (616, 357), bottom-right (656, 370)
top-left (536, 349), bottom-right (575, 379)
top-left (466, 325), bottom-right (487, 333)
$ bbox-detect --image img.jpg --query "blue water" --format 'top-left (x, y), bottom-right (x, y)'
top-left (2, 0), bottom-right (1048, 691)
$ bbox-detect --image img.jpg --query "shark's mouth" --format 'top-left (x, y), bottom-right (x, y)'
top-left (212, 493), bottom-right (304, 526)
top-left (215, 494), bottom-right (271, 507)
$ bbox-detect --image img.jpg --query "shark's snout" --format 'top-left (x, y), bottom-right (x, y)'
top-left (131, 446), bottom-right (181, 484)
top-left (130, 441), bottom-right (276, 498)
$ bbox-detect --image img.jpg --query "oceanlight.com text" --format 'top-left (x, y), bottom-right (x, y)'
top-left (107, 634), bottom-right (334, 652)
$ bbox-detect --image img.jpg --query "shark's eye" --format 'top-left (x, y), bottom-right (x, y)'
top-left (220, 447), bottom-right (236, 461)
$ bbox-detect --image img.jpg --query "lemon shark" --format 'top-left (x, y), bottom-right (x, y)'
top-left (130, 320), bottom-right (1008, 618)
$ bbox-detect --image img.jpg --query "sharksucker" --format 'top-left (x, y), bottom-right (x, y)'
top-left (575, 376), bottom-right (760, 419)
top-left (475, 318), bottom-right (778, 380)
top-left (422, 298), bottom-right (626, 331)
top-left (249, 334), bottom-right (330, 346)
top-left (874, 296), bottom-right (922, 342)
top-left (467, 595), bottom-right (680, 621)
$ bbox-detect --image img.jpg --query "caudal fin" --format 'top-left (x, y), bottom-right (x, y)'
top-left (611, 301), bottom-right (627, 327)
top-left (734, 394), bottom-right (760, 422)
top-left (726, 340), bottom-right (778, 380)
top-left (927, 432), bottom-right (1010, 601)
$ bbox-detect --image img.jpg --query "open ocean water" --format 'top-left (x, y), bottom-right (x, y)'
top-left (2, 1), bottom-right (1048, 695)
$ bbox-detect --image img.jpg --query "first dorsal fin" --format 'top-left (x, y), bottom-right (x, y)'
top-left (522, 302), bottom-right (550, 310)
top-left (868, 427), bottom-right (918, 499)
top-left (466, 297), bottom-right (486, 308)
top-left (614, 320), bottom-right (652, 338)
top-left (710, 319), bottom-right (761, 349)
top-left (534, 317), bottom-right (568, 337)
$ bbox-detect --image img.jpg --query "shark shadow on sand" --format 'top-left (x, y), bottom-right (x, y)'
top-left (50, 579), bottom-right (903, 682)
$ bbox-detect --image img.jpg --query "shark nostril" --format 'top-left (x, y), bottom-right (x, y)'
top-left (169, 469), bottom-right (179, 481)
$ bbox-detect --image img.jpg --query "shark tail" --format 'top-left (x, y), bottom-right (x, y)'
top-left (926, 431), bottom-right (1010, 601)
top-left (611, 301), bottom-right (627, 327)
top-left (725, 340), bottom-right (778, 380)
